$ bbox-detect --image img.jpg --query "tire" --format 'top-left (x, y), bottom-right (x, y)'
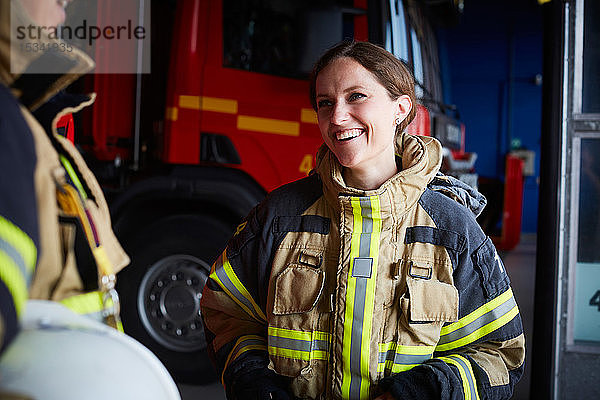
top-left (116, 214), bottom-right (233, 384)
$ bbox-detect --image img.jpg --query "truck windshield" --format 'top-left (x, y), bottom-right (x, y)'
top-left (223, 0), bottom-right (355, 79)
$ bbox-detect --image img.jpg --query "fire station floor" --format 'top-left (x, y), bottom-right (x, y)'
top-left (178, 234), bottom-right (537, 400)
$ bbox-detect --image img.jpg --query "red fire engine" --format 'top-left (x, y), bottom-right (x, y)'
top-left (75, 0), bottom-right (469, 383)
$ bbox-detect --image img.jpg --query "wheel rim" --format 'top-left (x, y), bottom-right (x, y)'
top-left (138, 254), bottom-right (210, 352)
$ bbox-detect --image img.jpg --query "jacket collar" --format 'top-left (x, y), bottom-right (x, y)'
top-left (0, 0), bottom-right (94, 111)
top-left (316, 133), bottom-right (442, 215)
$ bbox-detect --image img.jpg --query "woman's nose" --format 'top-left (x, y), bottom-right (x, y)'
top-left (331, 102), bottom-right (349, 124)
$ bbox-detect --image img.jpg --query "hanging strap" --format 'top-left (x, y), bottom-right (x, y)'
top-left (55, 158), bottom-right (122, 332)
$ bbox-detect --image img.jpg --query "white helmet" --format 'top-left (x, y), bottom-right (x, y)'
top-left (0, 300), bottom-right (181, 400)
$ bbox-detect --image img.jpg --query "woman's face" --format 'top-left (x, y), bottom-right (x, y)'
top-left (315, 57), bottom-right (410, 174)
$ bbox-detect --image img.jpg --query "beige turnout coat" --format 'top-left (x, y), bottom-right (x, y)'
top-left (201, 134), bottom-right (525, 399)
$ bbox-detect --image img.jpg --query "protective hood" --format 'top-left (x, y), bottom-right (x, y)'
top-left (0, 0), bottom-right (94, 110)
top-left (428, 173), bottom-right (487, 217)
top-left (316, 133), bottom-right (443, 214)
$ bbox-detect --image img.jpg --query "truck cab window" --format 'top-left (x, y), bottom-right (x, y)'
top-left (411, 27), bottom-right (424, 98)
top-left (223, 0), bottom-right (355, 79)
top-left (386, 0), bottom-right (409, 62)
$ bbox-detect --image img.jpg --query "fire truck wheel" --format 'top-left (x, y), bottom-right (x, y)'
top-left (116, 213), bottom-right (233, 384)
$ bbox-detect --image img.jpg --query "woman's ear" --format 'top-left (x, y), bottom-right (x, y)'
top-left (395, 94), bottom-right (413, 124)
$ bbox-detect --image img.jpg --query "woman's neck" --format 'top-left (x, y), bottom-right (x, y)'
top-left (342, 156), bottom-right (399, 191)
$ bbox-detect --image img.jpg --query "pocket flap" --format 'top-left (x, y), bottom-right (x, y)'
top-left (406, 277), bottom-right (458, 322)
top-left (273, 264), bottom-right (325, 315)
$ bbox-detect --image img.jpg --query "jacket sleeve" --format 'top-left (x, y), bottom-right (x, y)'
top-left (200, 205), bottom-right (289, 399)
top-left (0, 85), bottom-right (40, 353)
top-left (380, 198), bottom-right (525, 400)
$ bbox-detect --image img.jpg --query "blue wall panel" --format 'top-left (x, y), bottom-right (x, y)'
top-left (438, 1), bottom-right (543, 233)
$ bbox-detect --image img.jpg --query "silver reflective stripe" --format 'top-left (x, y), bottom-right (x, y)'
top-left (0, 237), bottom-right (30, 286)
top-left (348, 197), bottom-right (373, 400)
top-left (269, 335), bottom-right (329, 353)
top-left (439, 355), bottom-right (480, 400)
top-left (438, 294), bottom-right (517, 346)
top-left (213, 265), bottom-right (263, 321)
top-left (231, 336), bottom-right (266, 358)
top-left (378, 351), bottom-right (432, 365)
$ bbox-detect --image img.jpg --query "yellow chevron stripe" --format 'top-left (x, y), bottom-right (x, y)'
top-left (0, 216), bottom-right (36, 275)
top-left (221, 335), bottom-right (267, 385)
top-left (441, 288), bottom-right (514, 336)
top-left (0, 252), bottom-right (27, 316)
top-left (436, 305), bottom-right (519, 352)
top-left (210, 251), bottom-right (267, 322)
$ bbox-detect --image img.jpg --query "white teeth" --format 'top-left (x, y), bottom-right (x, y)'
top-left (336, 128), bottom-right (363, 141)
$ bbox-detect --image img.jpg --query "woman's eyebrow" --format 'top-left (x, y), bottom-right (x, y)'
top-left (343, 85), bottom-right (366, 93)
top-left (316, 85), bottom-right (368, 98)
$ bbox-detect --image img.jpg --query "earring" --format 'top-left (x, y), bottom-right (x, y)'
top-left (395, 116), bottom-right (401, 126)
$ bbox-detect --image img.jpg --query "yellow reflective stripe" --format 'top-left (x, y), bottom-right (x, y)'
top-left (437, 305), bottom-right (519, 352)
top-left (268, 326), bottom-right (330, 361)
top-left (341, 197), bottom-right (381, 399)
top-left (378, 342), bottom-right (436, 355)
top-left (436, 288), bottom-right (519, 352)
top-left (267, 346), bottom-right (328, 361)
top-left (360, 196), bottom-right (380, 398)
top-left (59, 155), bottom-right (87, 200)
top-left (441, 288), bottom-right (514, 336)
top-left (221, 335), bottom-right (267, 385)
top-left (390, 363), bottom-right (420, 373)
top-left (0, 252), bottom-right (28, 316)
top-left (60, 291), bottom-right (104, 314)
top-left (210, 251), bottom-right (267, 322)
top-left (61, 291), bottom-right (123, 332)
top-left (377, 343), bottom-right (435, 374)
top-left (437, 355), bottom-right (480, 400)
top-left (0, 216), bottom-right (37, 276)
top-left (341, 199), bottom-right (363, 398)
top-left (0, 216), bottom-right (37, 316)
top-left (267, 326), bottom-right (329, 341)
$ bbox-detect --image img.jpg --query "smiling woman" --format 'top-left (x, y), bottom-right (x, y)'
top-left (200, 40), bottom-right (525, 400)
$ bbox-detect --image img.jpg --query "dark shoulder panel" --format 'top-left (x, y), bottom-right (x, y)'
top-left (0, 84), bottom-right (39, 247)
top-left (258, 173), bottom-right (324, 221)
top-left (418, 188), bottom-right (485, 245)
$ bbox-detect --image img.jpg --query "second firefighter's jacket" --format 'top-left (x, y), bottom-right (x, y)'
top-left (0, 0), bottom-right (129, 345)
top-left (201, 134), bottom-right (525, 400)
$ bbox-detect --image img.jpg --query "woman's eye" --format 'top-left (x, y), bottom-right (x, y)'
top-left (317, 99), bottom-right (332, 109)
top-left (348, 92), bottom-right (366, 102)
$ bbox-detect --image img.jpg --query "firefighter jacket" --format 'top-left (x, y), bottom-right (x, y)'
top-left (201, 133), bottom-right (525, 400)
top-left (0, 0), bottom-right (129, 352)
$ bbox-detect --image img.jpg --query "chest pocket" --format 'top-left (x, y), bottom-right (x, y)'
top-left (268, 253), bottom-right (328, 399)
top-left (380, 264), bottom-right (458, 377)
top-left (398, 276), bottom-right (458, 345)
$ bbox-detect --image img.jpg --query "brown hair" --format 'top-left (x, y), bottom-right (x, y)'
top-left (309, 40), bottom-right (417, 135)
